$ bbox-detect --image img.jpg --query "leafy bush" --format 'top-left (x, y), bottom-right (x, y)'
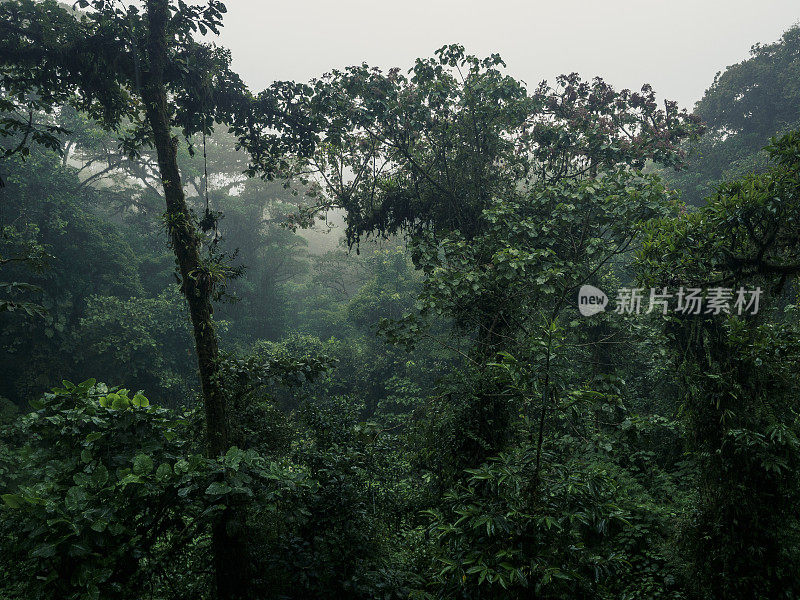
top-left (0, 379), bottom-right (311, 600)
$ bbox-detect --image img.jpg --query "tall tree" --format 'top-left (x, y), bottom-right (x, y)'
top-left (300, 46), bottom-right (699, 351)
top-left (667, 25), bottom-right (800, 205)
top-left (0, 1), bottom-right (316, 597)
top-left (638, 131), bottom-right (800, 598)
top-left (296, 47), bottom-right (700, 467)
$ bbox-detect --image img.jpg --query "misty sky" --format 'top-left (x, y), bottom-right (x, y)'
top-left (216, 0), bottom-right (800, 111)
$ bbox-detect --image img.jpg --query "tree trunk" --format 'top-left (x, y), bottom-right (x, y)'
top-left (143, 1), bottom-right (248, 598)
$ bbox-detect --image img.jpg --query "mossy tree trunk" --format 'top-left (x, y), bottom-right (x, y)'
top-left (143, 1), bottom-right (248, 598)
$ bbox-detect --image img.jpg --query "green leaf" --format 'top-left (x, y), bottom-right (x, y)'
top-left (155, 462), bottom-right (172, 482)
top-left (111, 395), bottom-right (130, 410)
top-left (90, 519), bottom-right (107, 532)
top-left (65, 486), bottom-right (87, 511)
top-left (1, 493), bottom-right (23, 509)
top-left (205, 481), bottom-right (232, 496)
top-left (32, 543), bottom-right (56, 558)
top-left (132, 454), bottom-right (153, 475)
top-left (92, 465), bottom-right (109, 487)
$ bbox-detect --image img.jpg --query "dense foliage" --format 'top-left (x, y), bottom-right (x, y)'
top-left (1, 3), bottom-right (799, 599)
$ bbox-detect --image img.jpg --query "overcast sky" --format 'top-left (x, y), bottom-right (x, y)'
top-left (215, 0), bottom-right (800, 110)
